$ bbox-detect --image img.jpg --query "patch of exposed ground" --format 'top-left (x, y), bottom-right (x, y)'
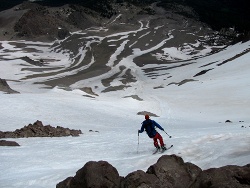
top-left (81, 87), bottom-right (99, 96)
top-left (199, 61), bottom-right (218, 68)
top-left (168, 79), bottom-right (197, 86)
top-left (0, 78), bottom-right (19, 94)
top-left (101, 85), bottom-right (131, 93)
top-left (153, 85), bottom-right (164, 89)
top-left (137, 111), bottom-right (159, 117)
top-left (194, 69), bottom-right (214, 77)
top-left (123, 95), bottom-right (143, 101)
top-left (217, 48), bottom-right (250, 66)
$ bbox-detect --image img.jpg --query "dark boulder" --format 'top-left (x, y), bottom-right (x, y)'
top-left (0, 140), bottom-right (20, 146)
top-left (57, 155), bottom-right (250, 188)
top-left (121, 170), bottom-right (160, 188)
top-left (146, 155), bottom-right (202, 188)
top-left (190, 164), bottom-right (250, 188)
top-left (57, 155), bottom-right (202, 188)
top-left (57, 160), bottom-right (121, 188)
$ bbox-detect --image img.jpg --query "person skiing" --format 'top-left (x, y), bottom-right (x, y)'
top-left (138, 114), bottom-right (166, 151)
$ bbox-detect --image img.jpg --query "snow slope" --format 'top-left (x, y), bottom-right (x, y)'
top-left (0, 38), bottom-right (250, 188)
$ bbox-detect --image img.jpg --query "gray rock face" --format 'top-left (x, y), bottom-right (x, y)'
top-left (57, 155), bottom-right (250, 188)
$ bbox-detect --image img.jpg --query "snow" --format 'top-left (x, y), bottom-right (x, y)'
top-left (0, 38), bottom-right (250, 188)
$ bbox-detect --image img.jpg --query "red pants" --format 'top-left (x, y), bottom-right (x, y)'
top-left (153, 132), bottom-right (164, 147)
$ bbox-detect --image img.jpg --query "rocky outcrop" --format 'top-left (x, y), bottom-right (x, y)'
top-left (0, 120), bottom-right (82, 138)
top-left (0, 78), bottom-right (19, 94)
top-left (57, 155), bottom-right (250, 188)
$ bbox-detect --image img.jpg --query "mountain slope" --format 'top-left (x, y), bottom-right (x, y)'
top-left (0, 2), bottom-right (234, 94)
top-left (0, 40), bottom-right (250, 188)
top-left (0, 1), bottom-right (250, 188)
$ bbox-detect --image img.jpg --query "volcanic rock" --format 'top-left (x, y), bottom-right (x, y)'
top-left (120, 170), bottom-right (160, 188)
top-left (190, 164), bottom-right (250, 188)
top-left (0, 140), bottom-right (20, 146)
top-left (145, 155), bottom-right (202, 188)
top-left (0, 78), bottom-right (19, 94)
top-left (0, 120), bottom-right (82, 138)
top-left (56, 160), bottom-right (121, 188)
top-left (57, 154), bottom-right (250, 188)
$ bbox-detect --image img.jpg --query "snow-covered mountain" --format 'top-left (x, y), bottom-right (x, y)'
top-left (0, 1), bottom-right (250, 188)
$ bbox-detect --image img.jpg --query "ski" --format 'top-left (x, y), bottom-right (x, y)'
top-left (153, 145), bottom-right (173, 154)
top-left (152, 148), bottom-right (160, 154)
top-left (161, 144), bottom-right (173, 153)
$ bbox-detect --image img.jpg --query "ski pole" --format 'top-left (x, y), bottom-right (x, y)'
top-left (164, 130), bottom-right (172, 138)
top-left (138, 131), bottom-right (139, 144)
top-left (137, 130), bottom-right (139, 153)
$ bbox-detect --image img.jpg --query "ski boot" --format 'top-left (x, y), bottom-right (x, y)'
top-left (161, 145), bottom-right (167, 151)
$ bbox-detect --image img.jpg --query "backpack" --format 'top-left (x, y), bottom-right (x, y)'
top-left (144, 120), bottom-right (156, 138)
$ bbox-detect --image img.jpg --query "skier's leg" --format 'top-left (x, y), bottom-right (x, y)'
top-left (156, 133), bottom-right (165, 147)
top-left (153, 136), bottom-right (159, 148)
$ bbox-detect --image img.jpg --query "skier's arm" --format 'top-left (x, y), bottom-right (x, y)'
top-left (138, 123), bottom-right (145, 133)
top-left (152, 120), bottom-right (164, 131)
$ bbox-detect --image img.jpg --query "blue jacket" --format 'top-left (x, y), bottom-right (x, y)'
top-left (139, 119), bottom-right (164, 138)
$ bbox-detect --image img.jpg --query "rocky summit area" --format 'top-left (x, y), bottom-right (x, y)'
top-left (0, 0), bottom-right (249, 42)
top-left (57, 155), bottom-right (250, 188)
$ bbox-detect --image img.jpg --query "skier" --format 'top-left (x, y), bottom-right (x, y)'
top-left (138, 114), bottom-right (166, 151)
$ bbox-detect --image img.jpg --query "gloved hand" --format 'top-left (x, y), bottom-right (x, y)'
top-left (138, 130), bottom-right (141, 133)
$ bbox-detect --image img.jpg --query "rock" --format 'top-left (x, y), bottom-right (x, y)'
top-left (0, 140), bottom-right (20, 146)
top-left (0, 131), bottom-right (5, 138)
top-left (0, 120), bottom-right (82, 138)
top-left (137, 111), bottom-right (159, 117)
top-left (57, 28), bottom-right (70, 40)
top-left (56, 160), bottom-right (121, 188)
top-left (225, 120), bottom-right (232, 123)
top-left (121, 170), bottom-right (160, 188)
top-left (20, 56), bottom-right (44, 66)
top-left (56, 177), bottom-right (74, 188)
top-left (57, 155), bottom-right (250, 188)
top-left (0, 78), bottom-right (19, 94)
top-left (190, 164), bottom-right (250, 188)
top-left (146, 155), bottom-right (202, 188)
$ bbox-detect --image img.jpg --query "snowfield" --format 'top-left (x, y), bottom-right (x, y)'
top-left (0, 37), bottom-right (250, 188)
